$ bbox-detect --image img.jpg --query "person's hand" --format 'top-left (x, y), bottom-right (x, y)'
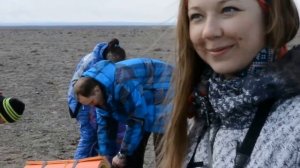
top-left (112, 153), bottom-right (127, 168)
top-left (104, 155), bottom-right (113, 164)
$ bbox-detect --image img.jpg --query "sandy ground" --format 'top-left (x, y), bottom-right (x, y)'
top-left (0, 26), bottom-right (176, 168)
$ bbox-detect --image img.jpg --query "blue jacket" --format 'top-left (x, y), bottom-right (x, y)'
top-left (83, 58), bottom-right (173, 156)
top-left (68, 42), bottom-right (108, 116)
top-left (67, 42), bottom-right (125, 159)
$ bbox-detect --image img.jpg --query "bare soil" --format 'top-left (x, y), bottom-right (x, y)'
top-left (0, 26), bottom-right (176, 168)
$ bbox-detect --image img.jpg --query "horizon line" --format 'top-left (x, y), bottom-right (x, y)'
top-left (0, 21), bottom-right (176, 27)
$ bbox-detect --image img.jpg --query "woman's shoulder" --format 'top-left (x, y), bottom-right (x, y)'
top-left (269, 95), bottom-right (300, 127)
top-left (277, 94), bottom-right (300, 111)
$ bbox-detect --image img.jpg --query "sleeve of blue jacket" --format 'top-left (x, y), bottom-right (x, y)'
top-left (120, 116), bottom-right (144, 155)
top-left (114, 83), bottom-right (148, 155)
top-left (74, 107), bottom-right (98, 159)
top-left (96, 108), bottom-right (119, 157)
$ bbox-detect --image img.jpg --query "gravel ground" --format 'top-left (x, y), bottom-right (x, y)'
top-left (0, 26), bottom-right (176, 168)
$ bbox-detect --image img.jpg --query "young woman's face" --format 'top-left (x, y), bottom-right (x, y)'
top-left (106, 52), bottom-right (124, 63)
top-left (188, 0), bottom-right (265, 76)
top-left (77, 85), bottom-right (105, 107)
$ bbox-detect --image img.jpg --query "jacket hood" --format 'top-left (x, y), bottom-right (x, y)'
top-left (244, 45), bottom-right (300, 102)
top-left (270, 45), bottom-right (300, 96)
top-left (82, 60), bottom-right (116, 93)
top-left (92, 42), bottom-right (108, 60)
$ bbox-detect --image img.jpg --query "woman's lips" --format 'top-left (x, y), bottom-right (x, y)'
top-left (207, 45), bottom-right (233, 57)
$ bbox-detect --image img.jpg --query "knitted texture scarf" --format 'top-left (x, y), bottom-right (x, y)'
top-left (193, 48), bottom-right (282, 129)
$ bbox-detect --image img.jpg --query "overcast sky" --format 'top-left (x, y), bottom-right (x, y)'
top-left (0, 0), bottom-right (178, 25)
top-left (0, 0), bottom-right (299, 25)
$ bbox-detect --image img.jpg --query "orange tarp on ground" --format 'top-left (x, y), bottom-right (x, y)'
top-left (24, 156), bottom-right (110, 168)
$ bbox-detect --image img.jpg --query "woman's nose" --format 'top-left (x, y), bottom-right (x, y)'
top-left (202, 17), bottom-right (223, 40)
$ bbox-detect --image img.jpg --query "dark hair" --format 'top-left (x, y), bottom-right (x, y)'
top-left (75, 77), bottom-right (100, 97)
top-left (104, 38), bottom-right (126, 62)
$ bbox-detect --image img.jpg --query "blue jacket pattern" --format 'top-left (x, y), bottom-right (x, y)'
top-left (83, 58), bottom-right (173, 155)
top-left (67, 42), bottom-right (125, 159)
top-left (68, 42), bottom-right (107, 116)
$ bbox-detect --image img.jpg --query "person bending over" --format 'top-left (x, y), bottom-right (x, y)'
top-left (67, 38), bottom-right (126, 160)
top-left (74, 58), bottom-right (173, 168)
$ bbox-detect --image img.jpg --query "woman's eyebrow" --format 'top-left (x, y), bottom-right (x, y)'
top-left (219, 0), bottom-right (238, 5)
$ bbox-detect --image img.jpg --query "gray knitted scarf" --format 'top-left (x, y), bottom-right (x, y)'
top-left (193, 48), bottom-right (279, 129)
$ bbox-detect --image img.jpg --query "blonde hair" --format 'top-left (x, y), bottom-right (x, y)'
top-left (158, 0), bottom-right (299, 168)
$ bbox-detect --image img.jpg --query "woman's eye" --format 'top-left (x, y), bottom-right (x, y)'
top-left (189, 13), bottom-right (203, 21)
top-left (222, 6), bottom-right (240, 14)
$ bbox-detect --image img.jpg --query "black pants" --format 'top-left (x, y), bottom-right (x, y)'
top-left (125, 132), bottom-right (163, 168)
